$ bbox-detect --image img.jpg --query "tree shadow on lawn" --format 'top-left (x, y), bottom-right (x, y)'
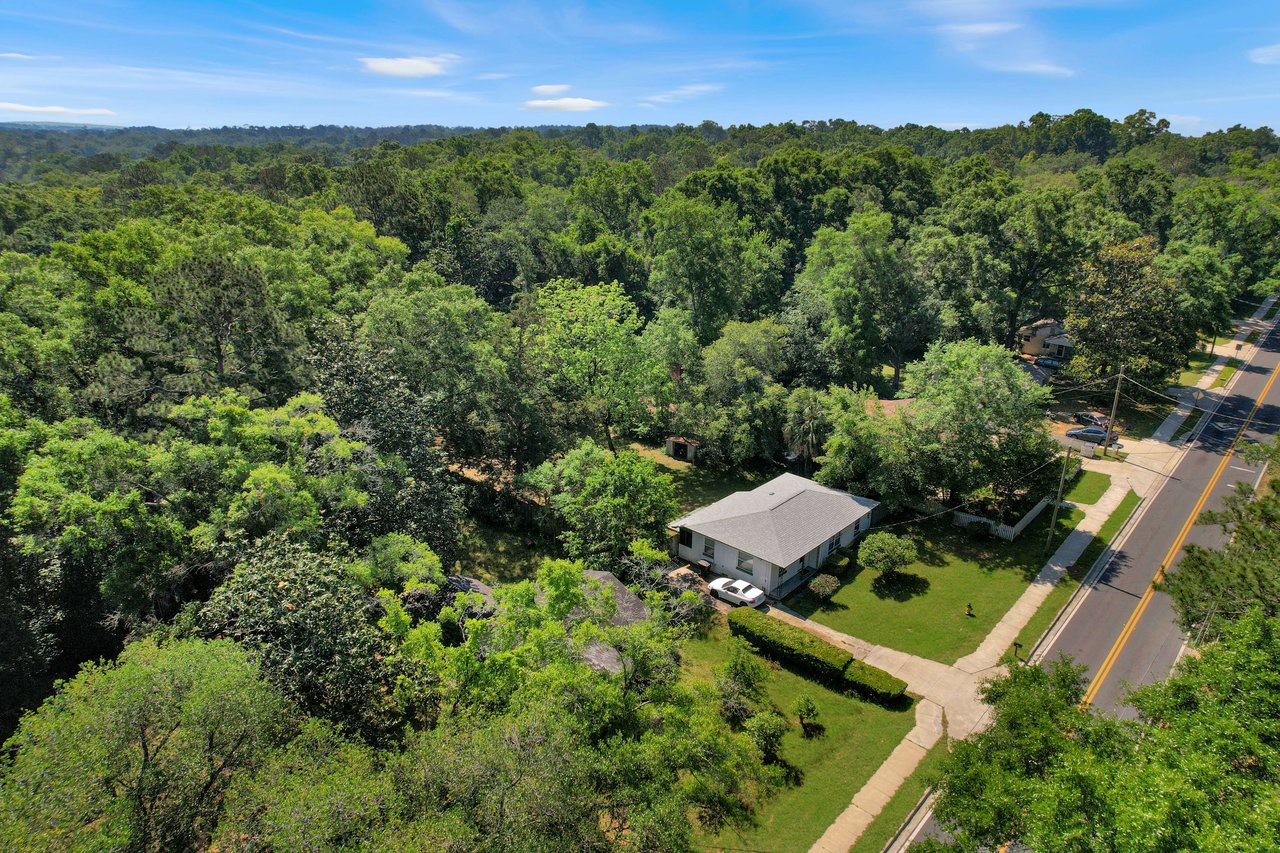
top-left (904, 516), bottom-right (1078, 584)
top-left (870, 570), bottom-right (931, 601)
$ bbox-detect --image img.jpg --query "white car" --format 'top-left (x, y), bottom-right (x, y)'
top-left (708, 577), bottom-right (767, 608)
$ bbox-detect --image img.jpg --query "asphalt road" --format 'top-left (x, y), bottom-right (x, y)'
top-left (902, 318), bottom-right (1280, 847)
top-left (1045, 320), bottom-right (1280, 716)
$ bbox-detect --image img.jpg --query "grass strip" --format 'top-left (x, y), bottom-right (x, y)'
top-left (1209, 357), bottom-right (1242, 390)
top-left (1006, 489), bottom-right (1141, 661)
top-left (1063, 470), bottom-right (1110, 505)
top-left (1171, 405), bottom-right (1207, 443)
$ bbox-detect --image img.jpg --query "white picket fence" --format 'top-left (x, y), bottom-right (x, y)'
top-left (952, 497), bottom-right (1052, 541)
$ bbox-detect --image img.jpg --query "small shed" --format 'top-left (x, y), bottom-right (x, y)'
top-left (664, 436), bottom-right (700, 463)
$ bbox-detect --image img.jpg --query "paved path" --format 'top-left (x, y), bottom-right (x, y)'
top-left (953, 481), bottom-right (1131, 677)
top-left (767, 477), bottom-right (1138, 853)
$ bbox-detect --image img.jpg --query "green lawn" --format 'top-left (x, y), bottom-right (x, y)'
top-left (849, 738), bottom-right (952, 853)
top-left (1064, 470), bottom-right (1111, 505)
top-left (1209, 357), bottom-right (1242, 390)
top-left (1178, 350), bottom-right (1218, 388)
top-left (684, 619), bottom-right (918, 853)
top-left (458, 521), bottom-right (551, 585)
top-left (628, 442), bottom-right (767, 513)
top-left (788, 507), bottom-right (1085, 665)
top-left (1006, 489), bottom-right (1141, 661)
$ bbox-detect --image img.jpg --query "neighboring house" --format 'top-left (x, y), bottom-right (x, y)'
top-left (1017, 319), bottom-right (1075, 360)
top-left (579, 570), bottom-right (648, 674)
top-left (670, 473), bottom-right (879, 598)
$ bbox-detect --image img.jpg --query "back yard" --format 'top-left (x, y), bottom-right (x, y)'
top-left (683, 618), bottom-right (917, 853)
top-left (628, 442), bottom-right (768, 512)
top-left (787, 508), bottom-right (1085, 664)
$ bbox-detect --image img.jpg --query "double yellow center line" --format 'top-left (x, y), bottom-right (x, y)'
top-left (1080, 358), bottom-right (1280, 707)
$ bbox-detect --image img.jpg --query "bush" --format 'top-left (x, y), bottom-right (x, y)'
top-left (727, 607), bottom-right (851, 683)
top-left (744, 712), bottom-right (789, 762)
top-left (726, 608), bottom-right (907, 704)
top-left (841, 659), bottom-right (910, 705)
top-left (807, 574), bottom-right (841, 600)
top-left (793, 694), bottom-right (818, 725)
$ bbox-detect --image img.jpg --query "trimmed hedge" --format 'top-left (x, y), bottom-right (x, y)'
top-left (727, 607), bottom-right (906, 704)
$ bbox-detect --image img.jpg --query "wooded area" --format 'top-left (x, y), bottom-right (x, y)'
top-left (1, 109), bottom-right (1279, 850)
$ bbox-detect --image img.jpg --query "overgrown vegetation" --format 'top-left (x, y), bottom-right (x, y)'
top-left (1, 108), bottom-right (1278, 848)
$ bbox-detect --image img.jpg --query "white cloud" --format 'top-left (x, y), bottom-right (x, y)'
top-left (531, 83), bottom-right (571, 95)
top-left (0, 52), bottom-right (36, 59)
top-left (476, 71), bottom-right (512, 80)
top-left (403, 88), bottom-right (482, 103)
top-left (0, 101), bottom-right (116, 116)
top-left (1249, 43), bottom-right (1280, 65)
top-left (642, 83), bottom-right (723, 105)
top-left (937, 21), bottom-right (1021, 38)
top-left (359, 54), bottom-right (459, 77)
top-left (523, 96), bottom-right (608, 111)
top-left (986, 61), bottom-right (1075, 76)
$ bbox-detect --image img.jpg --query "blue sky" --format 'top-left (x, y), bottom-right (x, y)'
top-left (1, 1), bottom-right (1278, 132)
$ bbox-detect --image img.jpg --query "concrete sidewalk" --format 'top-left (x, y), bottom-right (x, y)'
top-left (1151, 294), bottom-right (1276, 443)
top-left (773, 478), bottom-right (1139, 853)
top-left (808, 699), bottom-right (944, 853)
top-left (952, 481), bottom-right (1130, 676)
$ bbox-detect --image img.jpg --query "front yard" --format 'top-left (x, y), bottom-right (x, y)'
top-left (684, 618), bottom-right (917, 853)
top-left (787, 508), bottom-right (1085, 665)
top-left (1064, 470), bottom-right (1111, 505)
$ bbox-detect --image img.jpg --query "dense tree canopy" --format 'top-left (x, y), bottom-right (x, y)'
top-left (1, 109), bottom-right (1278, 849)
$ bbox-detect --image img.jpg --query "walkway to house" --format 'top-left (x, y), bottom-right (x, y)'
top-left (765, 473), bottom-right (1140, 853)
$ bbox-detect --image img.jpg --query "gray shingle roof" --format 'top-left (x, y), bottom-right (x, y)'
top-left (673, 473), bottom-right (877, 568)
top-left (584, 570), bottom-right (648, 627)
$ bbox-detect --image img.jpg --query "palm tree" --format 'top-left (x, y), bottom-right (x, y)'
top-left (784, 387), bottom-right (828, 476)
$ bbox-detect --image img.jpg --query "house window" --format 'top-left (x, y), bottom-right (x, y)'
top-left (678, 528), bottom-right (693, 548)
top-left (702, 538), bottom-right (716, 560)
top-left (736, 551), bottom-right (754, 575)
top-left (826, 532), bottom-right (842, 555)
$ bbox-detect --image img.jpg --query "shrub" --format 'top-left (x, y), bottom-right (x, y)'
top-left (726, 608), bottom-right (907, 704)
top-left (793, 694), bottom-right (818, 725)
top-left (841, 659), bottom-right (909, 705)
top-left (858, 532), bottom-right (918, 576)
top-left (808, 573), bottom-right (841, 600)
top-left (727, 607), bottom-right (850, 682)
top-left (744, 712), bottom-right (789, 763)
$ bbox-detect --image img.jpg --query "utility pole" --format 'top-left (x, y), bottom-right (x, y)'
top-left (1104, 367), bottom-right (1124, 459)
top-left (1044, 445), bottom-right (1073, 556)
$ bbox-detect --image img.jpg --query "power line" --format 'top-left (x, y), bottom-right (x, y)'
top-left (868, 456), bottom-right (1061, 532)
top-left (1119, 381), bottom-right (1280, 430)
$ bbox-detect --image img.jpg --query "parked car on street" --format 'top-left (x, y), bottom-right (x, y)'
top-left (1066, 426), bottom-right (1120, 445)
top-left (1035, 356), bottom-right (1061, 369)
top-left (1074, 410), bottom-right (1110, 427)
top-left (708, 577), bottom-right (767, 608)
